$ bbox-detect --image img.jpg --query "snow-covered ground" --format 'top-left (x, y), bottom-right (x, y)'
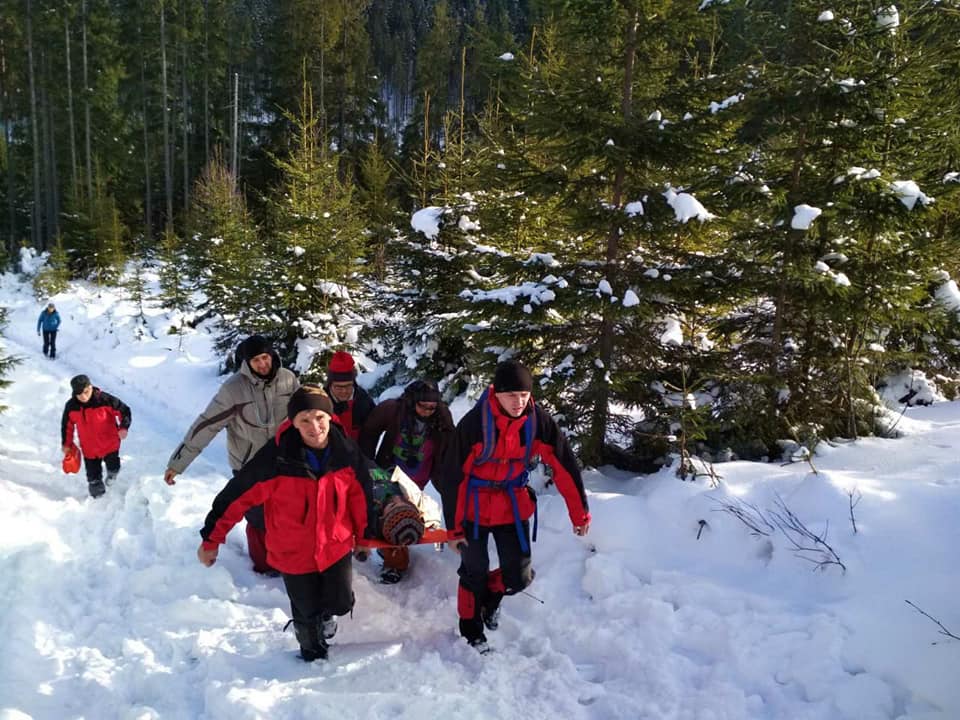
top-left (0, 270), bottom-right (958, 720)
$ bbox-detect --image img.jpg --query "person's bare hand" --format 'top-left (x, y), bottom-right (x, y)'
top-left (163, 468), bottom-right (178, 486)
top-left (197, 544), bottom-right (218, 567)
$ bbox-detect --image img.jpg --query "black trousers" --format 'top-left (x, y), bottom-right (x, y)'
top-left (457, 520), bottom-right (533, 641)
top-left (282, 551), bottom-right (355, 626)
top-left (84, 451), bottom-right (120, 484)
top-left (42, 330), bottom-right (57, 358)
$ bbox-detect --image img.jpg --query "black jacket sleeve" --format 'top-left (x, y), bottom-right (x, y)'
top-left (200, 440), bottom-right (279, 542)
top-left (101, 391), bottom-right (132, 430)
top-left (437, 408), bottom-right (480, 530)
top-left (358, 400), bottom-right (393, 461)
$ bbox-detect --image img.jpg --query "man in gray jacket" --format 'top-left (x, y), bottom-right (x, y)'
top-left (164, 335), bottom-right (299, 573)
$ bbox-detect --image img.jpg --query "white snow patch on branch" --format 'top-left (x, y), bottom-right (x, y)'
top-left (889, 180), bottom-right (932, 210)
top-left (411, 206), bottom-right (446, 239)
top-left (791, 204), bottom-right (822, 230)
top-left (664, 187), bottom-right (716, 223)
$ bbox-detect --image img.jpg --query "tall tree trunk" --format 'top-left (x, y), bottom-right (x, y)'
top-left (65, 15), bottom-right (79, 205)
top-left (181, 19), bottom-right (189, 212)
top-left (0, 38), bottom-right (16, 254)
top-left (160, 0), bottom-right (173, 230)
top-left (26, 0), bottom-right (43, 248)
top-left (82, 0), bottom-right (93, 204)
top-left (587, 3), bottom-right (638, 466)
top-left (231, 71), bottom-right (238, 179)
top-left (41, 51), bottom-right (59, 243)
top-left (138, 5), bottom-right (152, 244)
top-left (319, 10), bottom-right (325, 138)
top-left (202, 0), bottom-right (209, 165)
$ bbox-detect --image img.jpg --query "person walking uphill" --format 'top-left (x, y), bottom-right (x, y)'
top-left (197, 385), bottom-right (376, 662)
top-left (360, 378), bottom-right (453, 583)
top-left (324, 351), bottom-right (375, 441)
top-left (37, 302), bottom-right (61, 359)
top-left (61, 375), bottom-right (132, 498)
top-left (438, 360), bottom-right (590, 654)
top-left (165, 335), bottom-right (299, 574)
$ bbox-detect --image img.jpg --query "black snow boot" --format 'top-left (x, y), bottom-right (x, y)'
top-left (88, 480), bottom-right (106, 498)
top-left (293, 619), bottom-right (328, 661)
top-left (105, 470), bottom-right (118, 486)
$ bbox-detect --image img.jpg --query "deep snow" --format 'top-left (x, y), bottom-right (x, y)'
top-left (0, 271), bottom-right (958, 720)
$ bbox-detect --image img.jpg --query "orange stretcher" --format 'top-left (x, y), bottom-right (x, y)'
top-left (360, 527), bottom-right (451, 549)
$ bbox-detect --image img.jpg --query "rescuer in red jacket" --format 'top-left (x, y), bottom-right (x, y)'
top-left (438, 360), bottom-right (591, 653)
top-left (197, 384), bottom-right (376, 662)
top-left (61, 374), bottom-right (132, 498)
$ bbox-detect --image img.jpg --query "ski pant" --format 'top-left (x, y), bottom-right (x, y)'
top-left (245, 522), bottom-right (276, 574)
top-left (282, 552), bottom-right (355, 627)
top-left (42, 330), bottom-right (57, 358)
top-left (457, 520), bottom-right (533, 643)
top-left (84, 451), bottom-right (120, 484)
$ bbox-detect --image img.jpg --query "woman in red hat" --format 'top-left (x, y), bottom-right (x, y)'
top-left (323, 351), bottom-right (376, 441)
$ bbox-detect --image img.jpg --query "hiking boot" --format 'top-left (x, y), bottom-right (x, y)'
top-left (481, 605), bottom-right (501, 631)
top-left (105, 471), bottom-right (118, 486)
top-left (321, 614), bottom-right (337, 640)
top-left (88, 480), bottom-right (106, 498)
top-left (468, 637), bottom-right (491, 655)
top-left (293, 620), bottom-right (328, 662)
top-left (380, 567), bottom-right (404, 584)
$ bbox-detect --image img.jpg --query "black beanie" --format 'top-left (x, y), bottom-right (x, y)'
top-left (287, 384), bottom-right (334, 421)
top-left (70, 374), bottom-right (91, 396)
top-left (240, 335), bottom-right (273, 362)
top-left (405, 379), bottom-right (441, 404)
top-left (493, 360), bottom-right (534, 393)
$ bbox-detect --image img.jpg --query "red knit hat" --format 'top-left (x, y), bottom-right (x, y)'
top-left (328, 351), bottom-right (357, 382)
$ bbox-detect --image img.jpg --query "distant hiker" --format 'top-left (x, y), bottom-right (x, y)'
top-left (438, 360), bottom-right (590, 653)
top-left (165, 335), bottom-right (298, 575)
top-left (37, 301), bottom-right (61, 359)
top-left (324, 350), bottom-right (376, 442)
top-left (197, 385), bottom-right (375, 663)
top-left (62, 374), bottom-right (132, 498)
top-left (359, 379), bottom-right (453, 583)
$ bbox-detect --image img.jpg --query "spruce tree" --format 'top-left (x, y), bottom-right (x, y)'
top-left (188, 149), bottom-right (264, 356)
top-left (0, 306), bottom-right (19, 414)
top-left (714, 0), bottom-right (960, 449)
top-left (262, 72), bottom-right (366, 370)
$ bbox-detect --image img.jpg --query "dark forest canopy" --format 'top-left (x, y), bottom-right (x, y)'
top-left (2, 0), bottom-right (960, 470)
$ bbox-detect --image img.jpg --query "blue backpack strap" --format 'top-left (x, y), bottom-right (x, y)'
top-left (475, 388), bottom-right (497, 466)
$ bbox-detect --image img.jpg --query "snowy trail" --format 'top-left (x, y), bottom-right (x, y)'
top-left (1, 274), bottom-right (959, 719)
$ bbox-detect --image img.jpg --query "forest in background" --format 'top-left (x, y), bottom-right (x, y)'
top-left (2, 0), bottom-right (960, 472)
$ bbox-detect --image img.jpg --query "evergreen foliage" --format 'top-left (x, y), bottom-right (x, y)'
top-left (262, 73), bottom-right (367, 371)
top-left (0, 306), bottom-right (18, 414)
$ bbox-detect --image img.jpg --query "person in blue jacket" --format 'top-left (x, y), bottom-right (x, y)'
top-left (37, 302), bottom-right (61, 359)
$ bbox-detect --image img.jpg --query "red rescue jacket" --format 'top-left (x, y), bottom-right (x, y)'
top-left (200, 420), bottom-right (374, 574)
top-left (61, 388), bottom-right (131, 459)
top-left (439, 387), bottom-right (590, 537)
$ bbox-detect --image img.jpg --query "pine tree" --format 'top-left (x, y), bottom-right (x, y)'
top-left (262, 71), bottom-right (366, 370)
top-left (32, 233), bottom-right (71, 298)
top-left (713, 0), bottom-right (960, 449)
top-left (188, 148), bottom-right (263, 356)
top-left (0, 305), bottom-right (19, 414)
top-left (441, 1), bottom-right (733, 465)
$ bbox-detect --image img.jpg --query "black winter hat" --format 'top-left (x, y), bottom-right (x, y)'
top-left (405, 379), bottom-right (441, 404)
top-left (239, 335), bottom-right (273, 362)
top-left (493, 360), bottom-right (533, 393)
top-left (287, 384), bottom-right (335, 422)
top-left (70, 374), bottom-right (91, 396)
